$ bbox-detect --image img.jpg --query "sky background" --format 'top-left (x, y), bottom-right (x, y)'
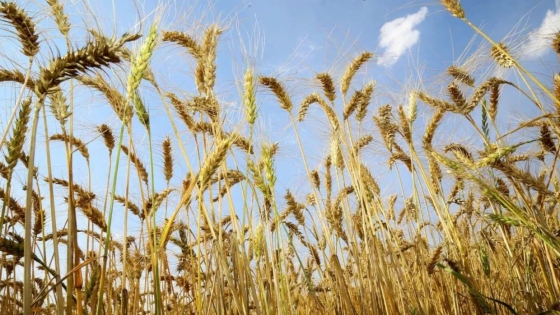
top-left (1, 0), bottom-right (560, 272)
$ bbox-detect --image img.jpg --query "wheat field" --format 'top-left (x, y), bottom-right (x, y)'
top-left (0, 0), bottom-right (559, 314)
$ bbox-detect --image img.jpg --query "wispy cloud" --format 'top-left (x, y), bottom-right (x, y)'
top-left (377, 7), bottom-right (428, 67)
top-left (520, 0), bottom-right (560, 58)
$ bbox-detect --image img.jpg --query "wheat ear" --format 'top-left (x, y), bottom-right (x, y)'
top-left (341, 51), bottom-right (373, 96)
top-left (0, 2), bottom-right (39, 57)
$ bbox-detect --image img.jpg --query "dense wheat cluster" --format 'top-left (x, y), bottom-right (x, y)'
top-left (0, 0), bottom-right (559, 314)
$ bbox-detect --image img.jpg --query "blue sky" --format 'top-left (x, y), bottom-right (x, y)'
top-left (92, 0), bottom-right (560, 249)
top-left (2, 0), bottom-right (560, 272)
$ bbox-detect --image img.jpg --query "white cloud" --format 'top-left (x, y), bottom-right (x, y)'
top-left (377, 7), bottom-right (428, 67)
top-left (520, 1), bottom-right (560, 58)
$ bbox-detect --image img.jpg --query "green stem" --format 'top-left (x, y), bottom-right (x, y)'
top-left (23, 102), bottom-right (42, 315)
top-left (95, 120), bottom-right (127, 315)
top-left (147, 130), bottom-right (163, 315)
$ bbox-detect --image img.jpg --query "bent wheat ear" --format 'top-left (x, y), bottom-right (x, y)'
top-left (78, 74), bottom-right (131, 122)
top-left (341, 52), bottom-right (373, 96)
top-left (121, 145), bottom-right (149, 187)
top-left (162, 31), bottom-right (201, 59)
top-left (259, 76), bottom-right (293, 112)
top-left (0, 68), bottom-right (35, 89)
top-left (166, 92), bottom-right (195, 129)
top-left (0, 2), bottom-right (40, 57)
top-left (49, 134), bottom-right (89, 162)
top-left (35, 37), bottom-right (129, 101)
top-left (114, 195), bottom-right (142, 219)
top-left (422, 109), bottom-right (445, 148)
top-left (447, 66), bottom-right (474, 87)
top-left (316, 72), bottom-right (336, 102)
top-left (468, 77), bottom-right (510, 110)
top-left (298, 93), bottom-right (320, 122)
top-left (417, 92), bottom-right (458, 113)
top-left (353, 135), bottom-right (373, 155)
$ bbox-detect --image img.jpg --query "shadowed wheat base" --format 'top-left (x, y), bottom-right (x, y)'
top-left (0, 0), bottom-right (559, 314)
